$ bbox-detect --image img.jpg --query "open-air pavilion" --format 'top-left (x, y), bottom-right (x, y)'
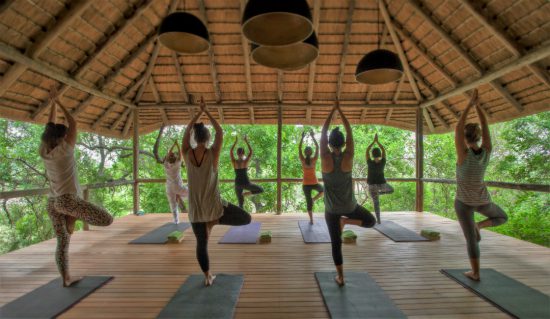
top-left (0, 0), bottom-right (549, 318)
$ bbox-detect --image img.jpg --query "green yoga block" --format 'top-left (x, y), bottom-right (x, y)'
top-left (259, 230), bottom-right (272, 244)
top-left (341, 230), bottom-right (357, 243)
top-left (421, 229), bottom-right (440, 241)
top-left (167, 230), bottom-right (184, 243)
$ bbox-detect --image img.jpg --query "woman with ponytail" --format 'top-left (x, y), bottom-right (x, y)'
top-left (299, 130), bottom-right (323, 224)
top-left (181, 97), bottom-right (251, 286)
top-left (366, 133), bottom-right (394, 224)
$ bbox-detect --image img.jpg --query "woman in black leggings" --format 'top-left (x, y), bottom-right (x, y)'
top-left (321, 103), bottom-right (376, 286)
top-left (182, 98), bottom-right (251, 286)
top-left (230, 135), bottom-right (264, 208)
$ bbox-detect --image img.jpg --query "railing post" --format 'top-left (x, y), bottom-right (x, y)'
top-left (415, 108), bottom-right (424, 212)
top-left (276, 104), bottom-right (282, 214)
top-left (132, 110), bottom-right (140, 214)
top-left (82, 188), bottom-right (90, 231)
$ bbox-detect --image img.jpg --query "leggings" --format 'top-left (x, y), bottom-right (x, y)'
top-left (368, 183), bottom-right (394, 223)
top-left (325, 205), bottom-right (376, 266)
top-left (166, 183), bottom-right (188, 223)
top-left (191, 203), bottom-right (251, 272)
top-left (454, 199), bottom-right (508, 259)
top-left (235, 183), bottom-right (264, 208)
top-left (303, 184), bottom-right (324, 211)
top-left (47, 194), bottom-right (113, 277)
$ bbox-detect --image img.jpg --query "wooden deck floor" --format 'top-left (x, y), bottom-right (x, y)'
top-left (1, 212), bottom-right (549, 319)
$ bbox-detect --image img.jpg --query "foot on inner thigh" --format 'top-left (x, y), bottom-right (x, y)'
top-left (334, 275), bottom-right (345, 286)
top-left (463, 270), bottom-right (480, 281)
top-left (205, 274), bottom-right (217, 287)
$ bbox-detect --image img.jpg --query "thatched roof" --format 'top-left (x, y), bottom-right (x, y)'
top-left (0, 0), bottom-right (549, 138)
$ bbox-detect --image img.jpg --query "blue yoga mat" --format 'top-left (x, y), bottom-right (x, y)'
top-left (0, 276), bottom-right (112, 319)
top-left (130, 222), bottom-right (191, 244)
top-left (218, 222), bottom-right (261, 244)
top-left (298, 219), bottom-right (331, 243)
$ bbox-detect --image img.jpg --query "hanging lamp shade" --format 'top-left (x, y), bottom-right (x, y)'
top-left (355, 49), bottom-right (403, 85)
top-left (242, 0), bottom-right (313, 46)
top-left (251, 32), bottom-right (318, 71)
top-left (158, 12), bottom-right (210, 54)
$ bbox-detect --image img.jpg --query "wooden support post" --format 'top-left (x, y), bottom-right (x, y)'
top-left (83, 188), bottom-right (90, 231)
top-left (307, 0), bottom-right (322, 103)
top-left (415, 108), bottom-right (424, 212)
top-left (132, 110), bottom-right (140, 213)
top-left (276, 105), bottom-right (282, 214)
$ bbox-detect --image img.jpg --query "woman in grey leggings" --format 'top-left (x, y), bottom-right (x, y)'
top-left (454, 89), bottom-right (508, 281)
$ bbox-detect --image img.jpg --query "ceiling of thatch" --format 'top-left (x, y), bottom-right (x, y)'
top-left (0, 0), bottom-right (549, 138)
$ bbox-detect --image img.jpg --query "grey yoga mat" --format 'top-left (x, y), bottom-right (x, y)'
top-left (315, 272), bottom-right (406, 319)
top-left (0, 276), bottom-right (112, 319)
top-left (298, 219), bottom-right (331, 243)
top-left (441, 268), bottom-right (550, 319)
top-left (157, 274), bottom-right (243, 319)
top-left (218, 222), bottom-right (261, 244)
top-left (130, 222), bottom-right (190, 244)
top-left (374, 220), bottom-right (428, 242)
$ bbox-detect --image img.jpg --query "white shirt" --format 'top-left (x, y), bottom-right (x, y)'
top-left (164, 159), bottom-right (184, 186)
top-left (39, 140), bottom-right (81, 197)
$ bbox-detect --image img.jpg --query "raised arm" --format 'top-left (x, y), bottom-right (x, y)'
top-left (455, 90), bottom-right (477, 164)
top-left (476, 103), bottom-right (492, 152)
top-left (298, 132), bottom-right (305, 162)
top-left (182, 108), bottom-right (203, 155)
top-left (366, 138), bottom-right (375, 161)
top-left (311, 131), bottom-right (319, 161)
top-left (173, 140), bottom-right (183, 161)
top-left (244, 135), bottom-right (253, 162)
top-left (56, 98), bottom-right (77, 147)
top-left (375, 134), bottom-right (386, 159)
top-left (320, 106), bottom-right (336, 158)
top-left (230, 136), bottom-right (238, 164)
top-left (337, 104), bottom-right (353, 157)
top-left (201, 99), bottom-right (223, 164)
top-left (153, 126), bottom-right (165, 164)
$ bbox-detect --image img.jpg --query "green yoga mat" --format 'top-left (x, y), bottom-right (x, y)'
top-left (442, 268), bottom-right (550, 319)
top-left (315, 272), bottom-right (406, 319)
top-left (0, 276), bottom-right (112, 319)
top-left (157, 274), bottom-right (243, 319)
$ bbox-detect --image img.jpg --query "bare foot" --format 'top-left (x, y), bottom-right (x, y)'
top-left (63, 276), bottom-right (83, 287)
top-left (205, 274), bottom-right (216, 287)
top-left (334, 275), bottom-right (345, 286)
top-left (66, 216), bottom-right (77, 235)
top-left (463, 271), bottom-right (480, 281)
top-left (475, 223), bottom-right (481, 242)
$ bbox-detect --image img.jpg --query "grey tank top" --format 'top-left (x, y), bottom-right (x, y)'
top-left (456, 148), bottom-right (491, 206)
top-left (184, 149), bottom-right (226, 223)
top-left (322, 153), bottom-right (357, 214)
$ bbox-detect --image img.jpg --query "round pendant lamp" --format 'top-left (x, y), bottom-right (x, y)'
top-left (251, 32), bottom-right (318, 71)
top-left (355, 49), bottom-right (403, 85)
top-left (242, 0), bottom-right (313, 46)
top-left (158, 12), bottom-right (210, 54)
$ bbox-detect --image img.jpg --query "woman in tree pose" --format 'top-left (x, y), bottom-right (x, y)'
top-left (154, 130), bottom-right (188, 224)
top-left (321, 103), bottom-right (376, 286)
top-left (182, 97), bottom-right (251, 286)
top-left (230, 135), bottom-right (264, 209)
top-left (39, 89), bottom-right (113, 287)
top-left (454, 89), bottom-right (507, 281)
top-left (299, 130), bottom-right (324, 224)
top-left (366, 133), bottom-right (394, 224)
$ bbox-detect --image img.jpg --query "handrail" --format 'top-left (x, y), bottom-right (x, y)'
top-left (0, 180), bottom-right (134, 200)
top-left (422, 178), bottom-right (549, 193)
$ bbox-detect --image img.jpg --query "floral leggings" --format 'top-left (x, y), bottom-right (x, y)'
top-left (47, 194), bottom-right (113, 277)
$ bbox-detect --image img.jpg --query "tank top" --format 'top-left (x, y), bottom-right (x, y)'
top-left (234, 168), bottom-right (250, 185)
top-left (302, 163), bottom-right (318, 185)
top-left (164, 159), bottom-right (184, 187)
top-left (184, 149), bottom-right (226, 222)
top-left (456, 148), bottom-right (491, 206)
top-left (322, 153), bottom-right (357, 215)
top-left (367, 158), bottom-right (386, 185)
top-left (39, 140), bottom-right (81, 197)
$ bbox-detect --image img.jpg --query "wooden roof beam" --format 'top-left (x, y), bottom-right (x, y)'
top-left (110, 107), bottom-right (132, 130)
top-left (419, 43), bottom-right (550, 109)
top-left (92, 103), bottom-right (117, 129)
top-left (422, 108), bottom-right (435, 132)
top-left (122, 110), bottom-right (134, 137)
top-left (307, 0), bottom-right (322, 103)
top-left (249, 107), bottom-right (255, 124)
top-left (0, 0), bottom-right (93, 97)
top-left (141, 102), bottom-right (418, 110)
top-left (336, 0), bottom-right (355, 101)
top-left (385, 109), bottom-right (393, 123)
top-left (198, 0), bottom-right (222, 103)
top-left (239, 0), bottom-right (253, 102)
top-left (134, 40), bottom-right (161, 103)
top-left (172, 52), bottom-right (189, 103)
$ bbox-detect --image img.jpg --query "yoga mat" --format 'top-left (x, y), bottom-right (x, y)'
top-left (298, 219), bottom-right (331, 243)
top-left (130, 222), bottom-right (191, 244)
top-left (315, 272), bottom-right (406, 319)
top-left (157, 274), bottom-right (243, 319)
top-left (0, 276), bottom-right (112, 319)
top-left (219, 222), bottom-right (261, 244)
top-left (374, 220), bottom-right (428, 242)
top-left (441, 268), bottom-right (550, 319)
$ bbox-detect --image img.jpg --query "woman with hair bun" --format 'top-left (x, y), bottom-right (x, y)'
top-left (299, 130), bottom-right (323, 224)
top-left (366, 133), bottom-right (394, 224)
top-left (181, 97), bottom-right (251, 286)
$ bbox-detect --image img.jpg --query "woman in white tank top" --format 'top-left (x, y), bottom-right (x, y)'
top-left (182, 97), bottom-right (251, 286)
top-left (39, 89), bottom-right (113, 287)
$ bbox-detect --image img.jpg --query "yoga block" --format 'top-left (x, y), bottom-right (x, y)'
top-left (167, 230), bottom-right (184, 243)
top-left (341, 230), bottom-right (357, 243)
top-left (421, 229), bottom-right (440, 241)
top-left (259, 230), bottom-right (272, 244)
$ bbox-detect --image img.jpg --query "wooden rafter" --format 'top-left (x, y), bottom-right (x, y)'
top-left (92, 103), bottom-right (117, 129)
top-left (142, 102), bottom-right (417, 110)
top-left (249, 107), bottom-right (255, 124)
top-left (134, 40), bottom-right (161, 103)
top-left (335, 0), bottom-right (355, 101)
top-left (198, 0), bottom-right (222, 103)
top-left (392, 76), bottom-right (405, 103)
top-left (149, 77), bottom-right (161, 103)
top-left (110, 108), bottom-right (132, 130)
top-left (307, 0), bottom-right (322, 103)
top-left (412, 71), bottom-right (453, 127)
top-left (122, 110), bottom-right (134, 137)
top-left (422, 108), bottom-right (435, 132)
top-left (172, 52), bottom-right (189, 103)
top-left (360, 108), bottom-right (368, 122)
top-left (385, 109), bottom-right (393, 123)
top-left (239, 0), bottom-right (253, 102)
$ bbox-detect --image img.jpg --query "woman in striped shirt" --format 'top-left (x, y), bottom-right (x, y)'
top-left (454, 89), bottom-right (508, 281)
